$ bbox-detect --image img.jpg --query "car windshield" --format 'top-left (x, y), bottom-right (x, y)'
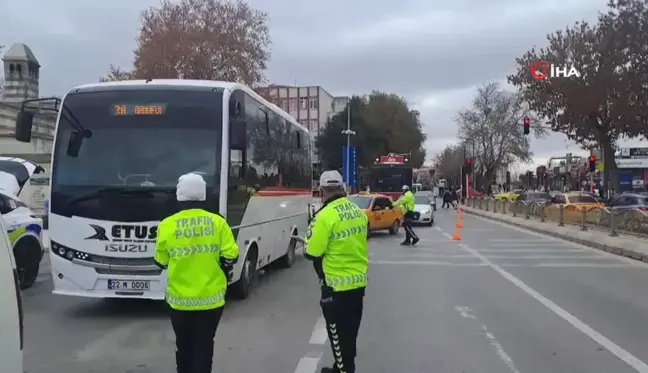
top-left (528, 192), bottom-right (552, 200)
top-left (567, 195), bottom-right (598, 203)
top-left (414, 195), bottom-right (429, 204)
top-left (348, 196), bottom-right (372, 209)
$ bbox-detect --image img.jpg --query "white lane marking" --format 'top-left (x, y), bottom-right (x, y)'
top-left (530, 263), bottom-right (640, 268)
top-left (488, 243), bottom-right (578, 248)
top-left (373, 253), bottom-right (606, 259)
top-left (434, 226), bottom-right (442, 231)
top-left (457, 241), bottom-right (648, 372)
top-left (469, 213), bottom-right (648, 267)
top-left (294, 356), bottom-right (321, 373)
top-left (369, 260), bottom-right (485, 266)
top-left (309, 317), bottom-right (328, 345)
top-left (489, 238), bottom-right (561, 242)
top-left (441, 232), bottom-right (453, 240)
top-left (76, 324), bottom-right (135, 361)
top-left (477, 249), bottom-right (584, 252)
top-left (455, 306), bottom-right (520, 373)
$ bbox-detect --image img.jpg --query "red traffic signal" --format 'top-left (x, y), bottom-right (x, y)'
top-left (465, 158), bottom-right (473, 173)
top-left (588, 156), bottom-right (597, 172)
top-left (523, 118), bottom-right (530, 135)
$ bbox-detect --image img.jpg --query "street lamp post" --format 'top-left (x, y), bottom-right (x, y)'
top-left (341, 100), bottom-right (355, 191)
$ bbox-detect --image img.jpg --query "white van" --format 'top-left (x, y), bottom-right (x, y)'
top-left (0, 211), bottom-right (24, 373)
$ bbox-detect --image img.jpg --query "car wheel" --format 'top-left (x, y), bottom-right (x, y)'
top-left (388, 220), bottom-right (400, 235)
top-left (427, 219), bottom-right (434, 226)
top-left (278, 236), bottom-right (297, 268)
top-left (231, 249), bottom-right (258, 299)
top-left (14, 237), bottom-right (42, 290)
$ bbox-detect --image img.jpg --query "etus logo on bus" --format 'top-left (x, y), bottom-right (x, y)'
top-left (530, 61), bottom-right (581, 81)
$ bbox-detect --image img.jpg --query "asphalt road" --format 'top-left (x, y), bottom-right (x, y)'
top-left (22, 205), bottom-right (648, 373)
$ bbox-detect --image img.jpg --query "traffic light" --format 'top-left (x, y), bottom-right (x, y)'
top-left (588, 156), bottom-right (597, 172)
top-left (465, 158), bottom-right (473, 173)
top-left (523, 118), bottom-right (530, 135)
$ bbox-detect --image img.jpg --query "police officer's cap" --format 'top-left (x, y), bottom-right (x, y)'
top-left (177, 173), bottom-right (207, 201)
top-left (320, 170), bottom-right (344, 188)
top-left (402, 185), bottom-right (410, 190)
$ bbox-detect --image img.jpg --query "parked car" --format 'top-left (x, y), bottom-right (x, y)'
top-left (607, 192), bottom-right (648, 212)
top-left (0, 210), bottom-right (23, 373)
top-left (0, 158), bottom-right (45, 289)
top-left (495, 189), bottom-right (523, 201)
top-left (517, 191), bottom-right (553, 204)
top-left (347, 193), bottom-right (404, 235)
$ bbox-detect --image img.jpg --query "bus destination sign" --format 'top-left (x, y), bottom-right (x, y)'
top-left (112, 104), bottom-right (167, 116)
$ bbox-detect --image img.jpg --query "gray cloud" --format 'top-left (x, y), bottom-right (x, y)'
top-left (3, 0), bottom-right (641, 167)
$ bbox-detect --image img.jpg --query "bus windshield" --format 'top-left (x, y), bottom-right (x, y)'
top-left (370, 167), bottom-right (413, 193)
top-left (50, 88), bottom-right (223, 221)
top-left (52, 89), bottom-right (223, 188)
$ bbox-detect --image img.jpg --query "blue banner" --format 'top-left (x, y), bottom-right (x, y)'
top-left (342, 146), bottom-right (358, 188)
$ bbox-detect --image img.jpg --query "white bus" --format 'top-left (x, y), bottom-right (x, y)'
top-left (14, 80), bottom-right (313, 300)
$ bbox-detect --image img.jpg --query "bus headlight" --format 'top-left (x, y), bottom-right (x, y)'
top-left (50, 241), bottom-right (92, 262)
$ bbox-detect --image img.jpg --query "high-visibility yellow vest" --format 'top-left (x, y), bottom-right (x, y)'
top-left (154, 209), bottom-right (239, 310)
top-left (305, 197), bottom-right (369, 292)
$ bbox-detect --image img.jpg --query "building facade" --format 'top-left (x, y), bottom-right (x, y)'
top-left (257, 85), bottom-right (349, 164)
top-left (0, 43), bottom-right (56, 155)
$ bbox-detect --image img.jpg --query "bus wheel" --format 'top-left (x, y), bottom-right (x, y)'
top-left (278, 236), bottom-right (297, 268)
top-left (14, 237), bottom-right (41, 290)
top-left (389, 220), bottom-right (400, 235)
top-left (231, 248), bottom-right (258, 299)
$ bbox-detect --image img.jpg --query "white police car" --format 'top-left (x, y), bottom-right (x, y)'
top-left (0, 157), bottom-right (45, 289)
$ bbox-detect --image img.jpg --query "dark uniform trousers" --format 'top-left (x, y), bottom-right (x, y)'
top-left (320, 287), bottom-right (365, 373)
top-left (402, 211), bottom-right (418, 242)
top-left (170, 306), bottom-right (224, 373)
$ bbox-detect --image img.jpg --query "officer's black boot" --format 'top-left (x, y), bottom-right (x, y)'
top-left (412, 237), bottom-right (419, 245)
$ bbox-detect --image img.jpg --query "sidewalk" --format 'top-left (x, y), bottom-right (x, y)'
top-left (461, 206), bottom-right (648, 263)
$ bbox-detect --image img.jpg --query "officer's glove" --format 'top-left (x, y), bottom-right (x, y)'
top-left (220, 258), bottom-right (236, 282)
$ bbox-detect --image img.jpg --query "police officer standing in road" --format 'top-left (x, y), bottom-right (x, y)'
top-left (154, 173), bottom-right (239, 373)
top-left (301, 170), bottom-right (369, 373)
top-left (393, 185), bottom-right (419, 245)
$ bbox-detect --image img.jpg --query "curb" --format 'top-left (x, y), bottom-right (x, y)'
top-left (462, 207), bottom-right (648, 264)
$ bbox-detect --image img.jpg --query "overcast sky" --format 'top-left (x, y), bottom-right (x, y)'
top-left (1, 0), bottom-right (645, 170)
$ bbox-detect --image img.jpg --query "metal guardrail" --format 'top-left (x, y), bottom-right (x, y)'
top-left (466, 198), bottom-right (648, 238)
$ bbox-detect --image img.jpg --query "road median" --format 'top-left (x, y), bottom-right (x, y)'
top-left (461, 204), bottom-right (648, 263)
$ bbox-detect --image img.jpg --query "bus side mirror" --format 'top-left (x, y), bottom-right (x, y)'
top-left (15, 111), bottom-right (35, 143)
top-left (66, 131), bottom-right (83, 157)
top-left (230, 121), bottom-right (246, 149)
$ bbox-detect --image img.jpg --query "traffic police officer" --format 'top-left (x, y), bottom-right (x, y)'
top-left (303, 170), bottom-right (369, 373)
top-left (393, 184), bottom-right (419, 245)
top-left (154, 173), bottom-right (239, 373)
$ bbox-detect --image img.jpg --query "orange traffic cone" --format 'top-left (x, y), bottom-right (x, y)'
top-left (452, 226), bottom-right (462, 241)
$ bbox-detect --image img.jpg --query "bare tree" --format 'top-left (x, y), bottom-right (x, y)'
top-left (455, 82), bottom-right (545, 190)
top-left (100, 64), bottom-right (134, 82)
top-left (433, 144), bottom-right (464, 186)
top-left (136, 0), bottom-right (271, 85)
top-left (0, 45), bottom-right (4, 96)
top-left (508, 0), bottom-right (648, 190)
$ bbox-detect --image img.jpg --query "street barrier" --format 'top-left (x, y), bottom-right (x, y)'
top-left (466, 198), bottom-right (648, 238)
